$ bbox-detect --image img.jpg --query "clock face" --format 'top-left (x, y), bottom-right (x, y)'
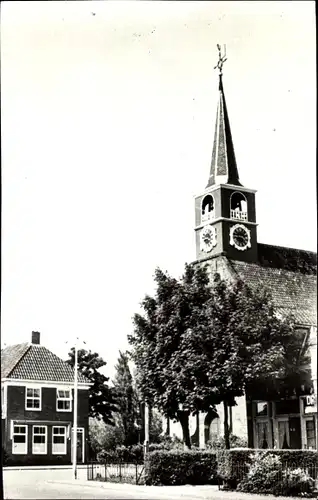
top-left (229, 224), bottom-right (251, 251)
top-left (200, 226), bottom-right (217, 253)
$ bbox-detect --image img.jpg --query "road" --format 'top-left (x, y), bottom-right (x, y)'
top-left (4, 468), bottom-right (163, 500)
top-left (3, 467), bottom-right (304, 500)
top-left (4, 468), bottom-right (217, 500)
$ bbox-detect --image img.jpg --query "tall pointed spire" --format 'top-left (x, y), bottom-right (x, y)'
top-left (206, 45), bottom-right (242, 188)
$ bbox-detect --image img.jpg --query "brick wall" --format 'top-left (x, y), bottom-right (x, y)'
top-left (4, 385), bottom-right (89, 465)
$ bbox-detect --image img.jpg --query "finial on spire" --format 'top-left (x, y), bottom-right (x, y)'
top-left (207, 43), bottom-right (241, 188)
top-left (214, 44), bottom-right (227, 76)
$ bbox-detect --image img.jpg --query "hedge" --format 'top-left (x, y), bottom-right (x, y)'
top-left (96, 445), bottom-right (317, 489)
top-left (144, 450), bottom-right (218, 485)
top-left (217, 448), bottom-right (318, 489)
top-left (97, 442), bottom-right (180, 464)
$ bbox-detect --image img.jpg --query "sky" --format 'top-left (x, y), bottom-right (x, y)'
top-left (1, 1), bottom-right (316, 381)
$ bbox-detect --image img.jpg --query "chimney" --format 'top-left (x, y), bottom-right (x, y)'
top-left (31, 331), bottom-right (40, 345)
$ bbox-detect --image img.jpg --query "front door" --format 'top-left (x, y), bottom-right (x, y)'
top-left (71, 428), bottom-right (84, 463)
top-left (289, 417), bottom-right (301, 449)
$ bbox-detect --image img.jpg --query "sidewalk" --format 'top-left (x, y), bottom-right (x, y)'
top-left (49, 477), bottom-right (307, 500)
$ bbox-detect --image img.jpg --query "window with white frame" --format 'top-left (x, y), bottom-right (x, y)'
top-left (12, 425), bottom-right (28, 454)
top-left (56, 389), bottom-right (72, 411)
top-left (32, 425), bottom-right (47, 454)
top-left (52, 426), bottom-right (67, 454)
top-left (305, 419), bottom-right (316, 449)
top-left (26, 387), bottom-right (41, 410)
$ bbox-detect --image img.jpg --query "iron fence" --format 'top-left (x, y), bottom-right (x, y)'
top-left (87, 461), bottom-right (145, 485)
top-left (219, 461), bottom-right (318, 495)
top-left (87, 459), bottom-right (318, 493)
top-left (230, 461), bottom-right (318, 481)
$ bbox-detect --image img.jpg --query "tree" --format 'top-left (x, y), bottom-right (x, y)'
top-left (132, 367), bottom-right (145, 443)
top-left (182, 271), bottom-right (297, 449)
top-left (89, 417), bottom-right (125, 458)
top-left (128, 264), bottom-right (215, 449)
top-left (246, 324), bottom-right (312, 401)
top-left (112, 351), bottom-right (138, 446)
top-left (128, 264), bottom-right (301, 449)
top-left (149, 407), bottom-right (163, 443)
top-left (67, 348), bottom-right (117, 426)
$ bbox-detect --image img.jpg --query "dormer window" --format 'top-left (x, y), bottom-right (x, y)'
top-left (230, 192), bottom-right (247, 221)
top-left (201, 195), bottom-right (215, 223)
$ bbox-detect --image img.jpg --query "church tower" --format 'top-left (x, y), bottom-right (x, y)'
top-left (194, 46), bottom-right (258, 263)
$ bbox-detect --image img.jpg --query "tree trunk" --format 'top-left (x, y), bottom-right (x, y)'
top-left (165, 417), bottom-right (170, 436)
top-left (177, 410), bottom-right (191, 449)
top-left (149, 404), bottom-right (153, 440)
top-left (229, 405), bottom-right (233, 435)
top-left (223, 401), bottom-right (230, 449)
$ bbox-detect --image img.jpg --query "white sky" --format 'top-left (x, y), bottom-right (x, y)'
top-left (1, 1), bottom-right (316, 380)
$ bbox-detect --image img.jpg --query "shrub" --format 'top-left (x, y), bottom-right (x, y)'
top-left (89, 418), bottom-right (125, 457)
top-left (149, 439), bottom-right (183, 452)
top-left (97, 444), bottom-right (144, 464)
top-left (217, 448), bottom-right (318, 490)
top-left (206, 434), bottom-right (248, 450)
top-left (278, 468), bottom-right (316, 497)
top-left (237, 452), bottom-right (316, 497)
top-left (237, 452), bottom-right (282, 494)
top-left (217, 448), bottom-right (252, 488)
top-left (97, 438), bottom-right (185, 465)
top-left (144, 449), bottom-right (217, 486)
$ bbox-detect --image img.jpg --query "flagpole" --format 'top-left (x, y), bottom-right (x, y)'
top-left (72, 341), bottom-right (78, 480)
top-left (144, 401), bottom-right (149, 458)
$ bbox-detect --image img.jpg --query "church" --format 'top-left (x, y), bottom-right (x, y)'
top-left (167, 48), bottom-right (317, 450)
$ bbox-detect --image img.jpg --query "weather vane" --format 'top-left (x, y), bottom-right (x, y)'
top-left (214, 44), bottom-right (227, 76)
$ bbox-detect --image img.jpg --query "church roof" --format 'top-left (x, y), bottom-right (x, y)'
top-left (229, 243), bottom-right (317, 326)
top-left (257, 243), bottom-right (316, 274)
top-left (207, 74), bottom-right (242, 188)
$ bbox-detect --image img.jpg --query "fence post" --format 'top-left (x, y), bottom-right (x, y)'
top-left (135, 462), bottom-right (138, 485)
top-left (119, 461), bottom-right (122, 482)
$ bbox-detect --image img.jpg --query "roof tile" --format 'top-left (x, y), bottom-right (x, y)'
top-left (257, 243), bottom-right (316, 275)
top-left (1, 343), bottom-right (30, 379)
top-left (1, 344), bottom-right (89, 384)
top-left (231, 260), bottom-right (317, 326)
